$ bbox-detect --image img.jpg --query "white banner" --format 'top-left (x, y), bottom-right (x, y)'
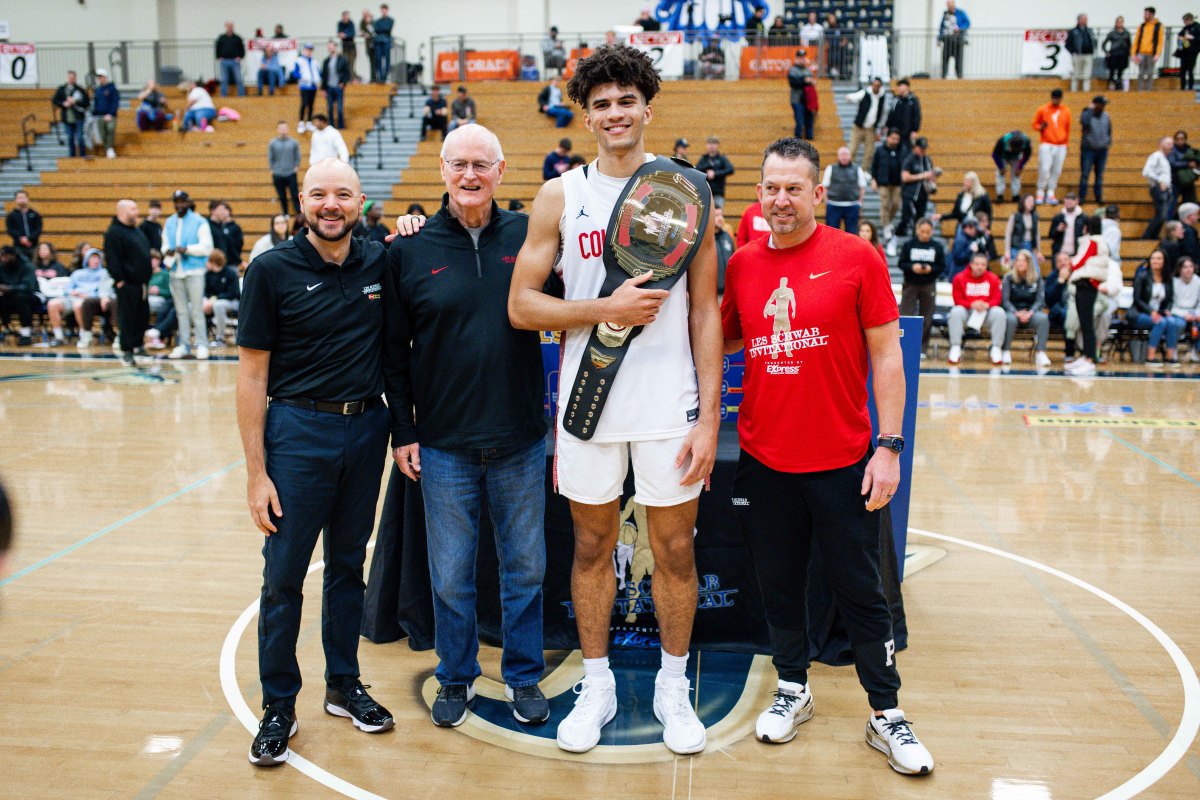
top-left (0, 42), bottom-right (37, 86)
top-left (858, 35), bottom-right (891, 83)
top-left (629, 31), bottom-right (684, 79)
top-left (245, 37), bottom-right (300, 81)
top-left (1021, 30), bottom-right (1071, 77)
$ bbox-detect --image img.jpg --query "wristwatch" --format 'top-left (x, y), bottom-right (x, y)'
top-left (877, 434), bottom-right (905, 454)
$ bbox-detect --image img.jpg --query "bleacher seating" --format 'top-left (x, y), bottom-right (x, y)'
top-left (0, 89), bottom-right (56, 163)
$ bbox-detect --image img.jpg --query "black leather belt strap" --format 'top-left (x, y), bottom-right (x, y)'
top-left (562, 156), bottom-right (711, 441)
top-left (271, 397), bottom-right (379, 415)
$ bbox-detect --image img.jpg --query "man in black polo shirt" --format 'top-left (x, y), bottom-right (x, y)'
top-left (236, 158), bottom-right (394, 767)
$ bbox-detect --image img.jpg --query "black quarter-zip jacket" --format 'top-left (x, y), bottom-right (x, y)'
top-left (383, 196), bottom-right (545, 450)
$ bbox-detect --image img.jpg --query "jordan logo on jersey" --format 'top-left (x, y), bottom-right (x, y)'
top-left (576, 206), bottom-right (589, 219)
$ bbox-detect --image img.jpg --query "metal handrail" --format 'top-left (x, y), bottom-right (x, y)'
top-left (351, 136), bottom-right (363, 170)
top-left (20, 114), bottom-right (36, 172)
top-left (48, 100), bottom-right (63, 146)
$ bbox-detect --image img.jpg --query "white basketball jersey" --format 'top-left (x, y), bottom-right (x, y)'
top-left (554, 157), bottom-right (700, 442)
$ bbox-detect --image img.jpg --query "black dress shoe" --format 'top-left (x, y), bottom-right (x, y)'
top-left (249, 705), bottom-right (296, 766)
top-left (325, 681), bottom-right (394, 733)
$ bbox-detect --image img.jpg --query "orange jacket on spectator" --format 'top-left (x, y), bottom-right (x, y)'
top-left (1032, 103), bottom-right (1071, 146)
top-left (1134, 17), bottom-right (1165, 57)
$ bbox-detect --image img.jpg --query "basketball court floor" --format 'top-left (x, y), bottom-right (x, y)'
top-left (0, 353), bottom-right (1197, 799)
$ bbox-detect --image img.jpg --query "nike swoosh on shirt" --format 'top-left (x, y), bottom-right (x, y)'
top-left (809, 271), bottom-right (831, 280)
top-left (432, 267), bottom-right (449, 274)
top-left (306, 282), bottom-right (322, 291)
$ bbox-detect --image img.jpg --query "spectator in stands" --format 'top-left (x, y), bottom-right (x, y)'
top-left (258, 44), bottom-right (283, 96)
top-left (736, 201), bottom-right (770, 247)
top-left (898, 136), bottom-right (937, 237)
top-left (507, 199), bottom-right (526, 214)
top-left (696, 136), bottom-right (734, 209)
top-left (33, 242), bottom-right (66, 280)
top-left (948, 251), bottom-right (1006, 366)
top-left (822, 146), bottom-right (869, 232)
top-left (338, 11), bottom-right (358, 79)
top-left (786, 52), bottom-right (814, 139)
top-left (767, 16), bottom-right (789, 42)
top-left (1003, 194), bottom-right (1041, 269)
top-left (567, 154), bottom-right (586, 170)
top-left (859, 220), bottom-right (885, 262)
top-left (163, 190), bottom-right (213, 360)
top-left (272, 24), bottom-right (287, 39)
top-left (1169, 130), bottom-right (1196, 205)
top-left (52, 71), bottom-right (89, 158)
top-left (886, 78), bottom-right (921, 153)
top-left (1160, 221), bottom-right (1186, 279)
top-left (822, 12), bottom-right (851, 79)
top-left (136, 80), bottom-right (169, 131)
top-left (422, 85), bottom-right (449, 141)
top-left (1180, 203), bottom-right (1200, 260)
top-left (1104, 17), bottom-right (1132, 91)
top-left (212, 202), bottom-right (244, 268)
top-left (697, 38), bottom-right (725, 80)
top-left (5, 191), bottom-right (41, 262)
top-left (1063, 215), bottom-right (1111, 375)
top-left (143, 250), bottom-right (172, 349)
top-left (357, 201), bottom-right (390, 244)
top-left (373, 4), bottom-right (395, 83)
top-left (293, 43), bottom-right (321, 133)
top-left (203, 249), bottom-right (240, 348)
top-left (1065, 14), bottom-right (1096, 93)
top-left (206, 201), bottom-right (230, 267)
top-left (92, 69), bottom-right (120, 160)
top-left (61, 248), bottom-right (113, 349)
top-left (1001, 250), bottom-right (1051, 368)
top-left (181, 80), bottom-right (217, 133)
top-left (1044, 249), bottom-right (1071, 329)
top-left (945, 171), bottom-right (992, 228)
top-left (216, 21), bottom-right (247, 97)
top-left (0, 246), bottom-right (36, 345)
top-left (360, 9), bottom-right (377, 82)
top-left (537, 76), bottom-right (574, 128)
top-left (1049, 192), bottom-right (1086, 257)
top-left (937, 0), bottom-right (970, 79)
top-left (249, 214), bottom-right (290, 263)
top-left (800, 12), bottom-right (823, 49)
top-left (104, 199), bottom-right (153, 365)
top-left (1143, 136), bottom-right (1175, 239)
top-left (992, 130), bottom-right (1031, 203)
top-left (714, 206), bottom-right (734, 292)
top-left (846, 78), bottom-right (887, 171)
top-left (449, 86), bottom-right (477, 132)
top-left (746, 8), bottom-right (767, 41)
top-left (69, 241), bottom-right (92, 271)
top-left (542, 138), bottom-right (572, 181)
top-left (673, 138), bottom-right (689, 161)
top-left (1101, 204), bottom-right (1123, 264)
top-left (1179, 14), bottom-right (1200, 91)
top-left (322, 40), bottom-right (352, 129)
top-left (949, 216), bottom-right (984, 280)
top-left (871, 128), bottom-right (904, 238)
top-left (899, 218), bottom-right (945, 356)
top-left (1134, 7), bottom-right (1165, 92)
top-left (1170, 257), bottom-right (1200, 362)
top-left (309, 114), bottom-right (350, 165)
top-left (268, 121), bottom-right (302, 217)
top-left (543, 26), bottom-right (567, 77)
top-left (1131, 249), bottom-right (1181, 367)
top-left (1032, 88), bottom-right (1070, 206)
top-left (1078, 96), bottom-right (1112, 203)
top-left (404, 202), bottom-right (427, 216)
top-left (974, 210), bottom-right (999, 261)
top-left (634, 8), bottom-right (661, 32)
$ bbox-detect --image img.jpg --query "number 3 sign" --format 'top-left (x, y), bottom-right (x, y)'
top-left (0, 43), bottom-right (39, 86)
top-left (1021, 30), bottom-right (1071, 77)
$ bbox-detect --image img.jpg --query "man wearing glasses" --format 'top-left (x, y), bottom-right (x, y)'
top-left (382, 125), bottom-right (550, 728)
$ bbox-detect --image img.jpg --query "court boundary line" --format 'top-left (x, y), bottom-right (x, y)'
top-left (910, 528), bottom-right (1200, 800)
top-left (1103, 430), bottom-right (1200, 488)
top-left (221, 533), bottom-right (1199, 800)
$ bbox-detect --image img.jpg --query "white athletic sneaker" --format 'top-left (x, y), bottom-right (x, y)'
top-left (754, 683), bottom-right (814, 744)
top-left (112, 338), bottom-right (122, 354)
top-left (105, 147), bottom-right (116, 159)
top-left (1065, 358), bottom-right (1096, 375)
top-left (947, 344), bottom-right (962, 365)
top-left (1035, 351), bottom-right (1052, 369)
top-left (866, 709), bottom-right (934, 775)
top-left (77, 331), bottom-right (93, 349)
top-left (195, 345), bottom-right (209, 361)
top-left (297, 121), bottom-right (306, 134)
top-left (556, 675), bottom-right (617, 753)
top-left (167, 345), bottom-right (190, 360)
top-left (1001, 349), bottom-right (1013, 364)
top-left (989, 345), bottom-right (1003, 364)
top-left (653, 675), bottom-right (706, 754)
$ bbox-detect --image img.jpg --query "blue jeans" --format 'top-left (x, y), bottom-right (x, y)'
top-left (791, 102), bottom-right (813, 139)
top-left (545, 105), bottom-right (573, 127)
top-left (182, 107), bottom-right (216, 131)
top-left (326, 86), bottom-right (345, 128)
top-left (825, 203), bottom-right (860, 232)
top-left (63, 120), bottom-right (86, 157)
top-left (1143, 185), bottom-right (1175, 240)
top-left (1078, 147), bottom-right (1108, 201)
top-left (257, 67), bottom-right (281, 96)
top-left (219, 58), bottom-right (245, 96)
top-left (1133, 312), bottom-right (1183, 349)
top-left (373, 39), bottom-right (391, 82)
top-left (258, 401), bottom-right (390, 709)
top-left (420, 438), bottom-right (546, 688)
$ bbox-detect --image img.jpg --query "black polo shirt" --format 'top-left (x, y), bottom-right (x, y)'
top-left (237, 232), bottom-right (386, 402)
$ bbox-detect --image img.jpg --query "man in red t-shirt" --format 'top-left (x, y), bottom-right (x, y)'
top-left (719, 137), bottom-right (934, 776)
top-left (947, 251), bottom-right (1006, 366)
top-left (735, 201), bottom-right (771, 248)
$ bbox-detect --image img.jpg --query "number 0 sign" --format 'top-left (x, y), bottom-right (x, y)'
top-left (1021, 30), bottom-right (1071, 77)
top-left (0, 43), bottom-right (38, 86)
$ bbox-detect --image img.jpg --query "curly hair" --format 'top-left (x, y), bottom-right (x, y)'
top-left (566, 45), bottom-right (661, 108)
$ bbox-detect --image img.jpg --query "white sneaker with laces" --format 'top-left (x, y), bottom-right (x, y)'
top-left (866, 709), bottom-right (934, 775)
top-left (105, 147), bottom-right (116, 159)
top-left (947, 344), bottom-right (962, 365)
top-left (1035, 351), bottom-right (1051, 369)
top-left (754, 684), bottom-right (814, 744)
top-left (556, 675), bottom-right (617, 753)
top-left (989, 345), bottom-right (1002, 364)
top-left (653, 675), bottom-right (706, 754)
top-left (195, 346), bottom-right (209, 361)
top-left (168, 345), bottom-right (190, 360)
top-left (1001, 349), bottom-right (1013, 364)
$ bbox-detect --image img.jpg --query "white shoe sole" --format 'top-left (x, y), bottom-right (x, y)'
top-left (248, 719), bottom-right (297, 766)
top-left (865, 723), bottom-right (934, 776)
top-left (556, 696), bottom-right (617, 753)
top-left (325, 702), bottom-right (394, 733)
top-left (756, 695), bottom-right (814, 744)
top-left (504, 686), bottom-right (549, 724)
top-left (653, 698), bottom-right (707, 755)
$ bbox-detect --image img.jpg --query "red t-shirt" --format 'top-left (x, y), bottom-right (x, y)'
top-left (950, 269), bottom-right (1002, 307)
top-left (735, 202), bottom-right (772, 248)
top-left (720, 225), bottom-right (899, 473)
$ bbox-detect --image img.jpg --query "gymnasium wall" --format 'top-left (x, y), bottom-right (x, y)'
top-left (893, 0), bottom-right (1187, 32)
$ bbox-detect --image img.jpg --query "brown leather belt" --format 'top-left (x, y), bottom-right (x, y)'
top-left (271, 397), bottom-right (379, 415)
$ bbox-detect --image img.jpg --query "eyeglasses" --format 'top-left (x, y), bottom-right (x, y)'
top-left (445, 158), bottom-right (500, 174)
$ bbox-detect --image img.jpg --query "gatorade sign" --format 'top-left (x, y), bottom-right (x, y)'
top-left (0, 43), bottom-right (37, 86)
top-left (739, 44), bottom-right (803, 79)
top-left (435, 49), bottom-right (520, 82)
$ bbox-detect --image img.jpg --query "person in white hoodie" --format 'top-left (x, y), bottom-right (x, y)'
top-left (1064, 214), bottom-right (1112, 375)
top-left (1170, 257), bottom-right (1200, 362)
top-left (308, 114), bottom-right (350, 165)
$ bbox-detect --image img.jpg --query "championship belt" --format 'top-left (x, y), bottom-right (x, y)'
top-left (562, 156), bottom-right (712, 441)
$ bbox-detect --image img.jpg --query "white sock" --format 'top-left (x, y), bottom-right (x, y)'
top-left (19, 327), bottom-right (31, 336)
top-left (778, 679), bottom-right (806, 697)
top-left (53, 326), bottom-right (64, 339)
top-left (658, 649), bottom-right (688, 682)
top-left (582, 656), bottom-right (611, 682)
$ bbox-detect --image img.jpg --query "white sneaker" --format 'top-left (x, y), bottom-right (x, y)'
top-left (866, 709), bottom-right (934, 775)
top-left (1188, 349), bottom-right (1200, 363)
top-left (112, 339), bottom-right (122, 354)
top-left (1066, 358), bottom-right (1096, 375)
top-left (755, 683), bottom-right (814, 744)
top-left (297, 121), bottom-right (306, 133)
top-left (305, 121), bottom-right (316, 132)
top-left (653, 675), bottom-right (706, 754)
top-left (989, 345), bottom-right (1002, 364)
top-left (144, 333), bottom-right (165, 350)
top-left (105, 147), bottom-right (116, 159)
top-left (1001, 349), bottom-right (1013, 364)
top-left (77, 331), bottom-right (93, 349)
top-left (947, 344), bottom-right (962, 365)
top-left (195, 346), bottom-right (209, 361)
top-left (1035, 351), bottom-right (1051, 369)
top-left (556, 675), bottom-right (617, 753)
top-left (167, 345), bottom-right (190, 360)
